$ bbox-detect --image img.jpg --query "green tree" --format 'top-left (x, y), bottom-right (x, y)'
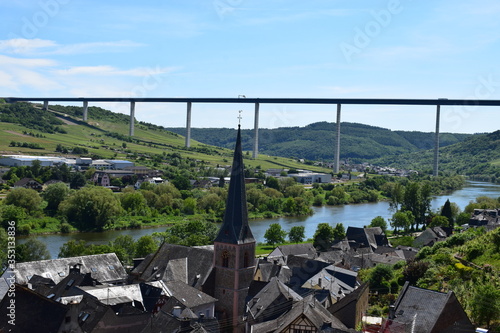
top-left (172, 174), bottom-right (191, 191)
top-left (313, 223), bottom-right (336, 251)
top-left (389, 183), bottom-right (405, 212)
top-left (440, 199), bottom-right (454, 225)
top-left (369, 216), bottom-right (388, 232)
top-left (135, 235), bottom-right (159, 257)
top-left (182, 197), bottom-right (197, 215)
top-left (58, 240), bottom-right (88, 258)
top-left (264, 223), bottom-right (287, 246)
top-left (0, 205), bottom-right (27, 229)
top-left (391, 211), bottom-right (413, 234)
top-left (70, 172), bottom-right (86, 189)
top-left (158, 220), bottom-right (218, 246)
top-left (429, 215), bottom-right (451, 228)
top-left (456, 212), bottom-right (470, 226)
top-left (120, 191), bottom-right (149, 216)
top-left (470, 283), bottom-right (500, 328)
top-left (367, 264), bottom-right (394, 293)
top-left (266, 177), bottom-right (280, 190)
top-left (333, 223), bottom-right (346, 240)
top-left (16, 238), bottom-right (50, 262)
top-left (402, 259), bottom-right (429, 285)
top-left (59, 186), bottom-right (122, 231)
top-left (289, 226), bottom-right (305, 243)
top-left (110, 235), bottom-right (136, 264)
top-left (43, 182), bottom-right (70, 213)
top-left (4, 187), bottom-right (42, 215)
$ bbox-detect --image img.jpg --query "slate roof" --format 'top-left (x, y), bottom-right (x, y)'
top-left (383, 282), bottom-right (474, 333)
top-left (413, 227), bottom-right (449, 247)
top-left (131, 243), bottom-right (214, 289)
top-left (79, 284), bottom-right (144, 306)
top-left (268, 243), bottom-right (317, 260)
top-left (9, 253), bottom-right (127, 286)
top-left (256, 259), bottom-right (282, 282)
top-left (346, 226), bottom-right (388, 250)
top-left (140, 310), bottom-right (221, 333)
top-left (0, 284), bottom-right (68, 332)
top-left (250, 294), bottom-right (350, 333)
top-left (36, 266), bottom-right (99, 300)
top-left (284, 256), bottom-right (331, 289)
top-left (247, 277), bottom-right (302, 321)
top-left (214, 125), bottom-right (255, 245)
top-left (301, 265), bottom-right (358, 297)
top-left (13, 177), bottom-right (42, 187)
top-left (164, 280), bottom-right (217, 309)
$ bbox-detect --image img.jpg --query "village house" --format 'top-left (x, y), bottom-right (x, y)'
top-left (380, 282), bottom-right (474, 333)
top-left (13, 177), bottom-right (43, 191)
top-left (413, 226), bottom-right (453, 248)
top-left (468, 208), bottom-right (500, 231)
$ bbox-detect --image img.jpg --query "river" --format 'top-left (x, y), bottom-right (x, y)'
top-left (20, 181), bottom-right (500, 258)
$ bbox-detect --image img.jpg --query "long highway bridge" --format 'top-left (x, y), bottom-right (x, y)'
top-left (5, 97), bottom-right (500, 176)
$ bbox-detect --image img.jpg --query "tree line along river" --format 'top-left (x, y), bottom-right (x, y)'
top-left (19, 181), bottom-right (500, 259)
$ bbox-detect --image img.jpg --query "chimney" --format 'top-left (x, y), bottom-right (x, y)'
top-left (69, 263), bottom-right (82, 274)
top-left (388, 304), bottom-right (396, 319)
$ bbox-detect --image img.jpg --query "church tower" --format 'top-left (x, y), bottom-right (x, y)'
top-left (213, 125), bottom-right (255, 332)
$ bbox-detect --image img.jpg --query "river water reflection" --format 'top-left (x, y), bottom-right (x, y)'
top-left (21, 181), bottom-right (500, 258)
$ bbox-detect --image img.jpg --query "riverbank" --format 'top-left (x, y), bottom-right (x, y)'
top-left (17, 180), bottom-right (500, 259)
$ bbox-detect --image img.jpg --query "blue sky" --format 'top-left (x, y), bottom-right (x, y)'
top-left (1, 0), bottom-right (500, 133)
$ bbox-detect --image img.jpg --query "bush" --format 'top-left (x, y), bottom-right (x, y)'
top-left (463, 242), bottom-right (486, 261)
top-left (60, 223), bottom-right (72, 233)
top-left (16, 224), bottom-right (31, 236)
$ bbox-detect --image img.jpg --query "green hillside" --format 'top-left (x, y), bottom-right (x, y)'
top-left (166, 121), bottom-right (472, 162)
top-left (0, 102), bottom-right (331, 172)
top-left (373, 131), bottom-right (500, 180)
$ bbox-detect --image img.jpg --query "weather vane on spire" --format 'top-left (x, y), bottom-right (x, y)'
top-left (238, 110), bottom-right (243, 126)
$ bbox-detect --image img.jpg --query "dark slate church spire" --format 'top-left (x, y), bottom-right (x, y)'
top-left (214, 125), bottom-right (255, 244)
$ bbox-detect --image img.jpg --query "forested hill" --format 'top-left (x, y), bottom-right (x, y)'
top-left (373, 130), bottom-right (500, 179)
top-left (166, 122), bottom-right (472, 162)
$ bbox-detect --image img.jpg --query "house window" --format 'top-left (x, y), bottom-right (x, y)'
top-left (222, 251), bottom-right (229, 268)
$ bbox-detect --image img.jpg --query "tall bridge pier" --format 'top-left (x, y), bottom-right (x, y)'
top-left (253, 103), bottom-right (260, 159)
top-left (83, 101), bottom-right (88, 122)
top-left (129, 101), bottom-right (135, 137)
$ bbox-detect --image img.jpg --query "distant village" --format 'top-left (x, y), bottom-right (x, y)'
top-left (0, 154), bottom-right (415, 193)
top-left (0, 150), bottom-right (495, 332)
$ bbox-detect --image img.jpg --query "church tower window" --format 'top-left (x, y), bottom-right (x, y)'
top-left (222, 250), bottom-right (229, 267)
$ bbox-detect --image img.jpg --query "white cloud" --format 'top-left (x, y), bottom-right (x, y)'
top-left (0, 71), bottom-right (18, 89)
top-left (15, 68), bottom-right (62, 91)
top-left (54, 65), bottom-right (177, 77)
top-left (0, 54), bottom-right (56, 67)
top-left (0, 38), bottom-right (56, 54)
top-left (49, 40), bottom-right (144, 55)
top-left (0, 38), bottom-right (144, 55)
